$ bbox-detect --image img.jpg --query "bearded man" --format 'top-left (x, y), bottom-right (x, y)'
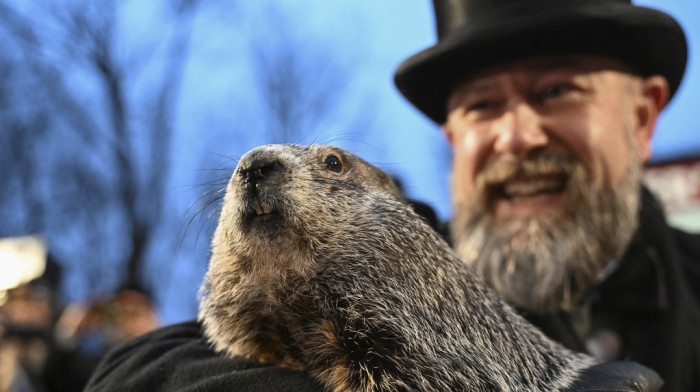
top-left (394, 0), bottom-right (700, 390)
top-left (444, 56), bottom-right (649, 315)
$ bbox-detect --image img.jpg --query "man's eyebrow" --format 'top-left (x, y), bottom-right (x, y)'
top-left (448, 79), bottom-right (500, 110)
top-left (448, 58), bottom-right (597, 108)
top-left (457, 60), bottom-right (585, 94)
top-left (523, 57), bottom-right (613, 76)
top-left (459, 79), bottom-right (499, 95)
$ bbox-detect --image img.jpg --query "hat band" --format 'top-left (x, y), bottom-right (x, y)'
top-left (436, 0), bottom-right (631, 39)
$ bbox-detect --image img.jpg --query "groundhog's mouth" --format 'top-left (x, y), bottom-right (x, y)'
top-left (252, 198), bottom-right (275, 216)
top-left (242, 197), bottom-right (284, 235)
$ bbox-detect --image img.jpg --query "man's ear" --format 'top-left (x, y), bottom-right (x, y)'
top-left (635, 75), bottom-right (670, 161)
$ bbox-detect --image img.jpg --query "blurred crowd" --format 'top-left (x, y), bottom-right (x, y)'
top-left (0, 236), bottom-right (160, 392)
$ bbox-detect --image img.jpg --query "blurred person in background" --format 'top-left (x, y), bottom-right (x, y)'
top-left (47, 284), bottom-right (160, 390)
top-left (0, 235), bottom-right (159, 391)
top-left (0, 248), bottom-right (62, 392)
top-left (1, 284), bottom-right (53, 392)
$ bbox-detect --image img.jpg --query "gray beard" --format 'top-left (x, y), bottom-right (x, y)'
top-left (451, 154), bottom-right (641, 313)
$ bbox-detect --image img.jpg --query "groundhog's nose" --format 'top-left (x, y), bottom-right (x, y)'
top-left (237, 151), bottom-right (283, 188)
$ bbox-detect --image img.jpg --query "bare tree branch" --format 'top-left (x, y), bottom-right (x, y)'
top-left (0, 0), bottom-right (202, 299)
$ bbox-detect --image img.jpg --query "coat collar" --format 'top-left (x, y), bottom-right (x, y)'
top-left (591, 187), bottom-right (672, 313)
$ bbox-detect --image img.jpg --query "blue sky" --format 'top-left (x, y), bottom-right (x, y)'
top-left (636, 0), bottom-right (700, 162)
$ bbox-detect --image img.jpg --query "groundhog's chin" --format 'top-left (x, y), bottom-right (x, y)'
top-left (246, 212), bottom-right (283, 234)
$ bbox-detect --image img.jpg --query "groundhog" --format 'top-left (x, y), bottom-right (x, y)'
top-left (198, 144), bottom-right (596, 392)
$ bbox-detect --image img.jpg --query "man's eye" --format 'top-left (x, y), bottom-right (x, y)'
top-left (541, 84), bottom-right (573, 100)
top-left (467, 100), bottom-right (499, 112)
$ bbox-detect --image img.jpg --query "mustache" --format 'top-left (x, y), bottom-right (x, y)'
top-left (477, 155), bottom-right (579, 187)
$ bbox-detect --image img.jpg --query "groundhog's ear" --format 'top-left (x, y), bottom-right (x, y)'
top-left (381, 172), bottom-right (404, 200)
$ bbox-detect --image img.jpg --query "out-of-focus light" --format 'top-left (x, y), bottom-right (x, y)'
top-left (0, 235), bottom-right (47, 292)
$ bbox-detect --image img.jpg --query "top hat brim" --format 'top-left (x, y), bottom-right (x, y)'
top-left (394, 4), bottom-right (687, 124)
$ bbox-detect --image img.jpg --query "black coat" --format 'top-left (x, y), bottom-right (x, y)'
top-left (84, 320), bottom-right (663, 392)
top-left (524, 187), bottom-right (700, 391)
top-left (84, 188), bottom-right (698, 392)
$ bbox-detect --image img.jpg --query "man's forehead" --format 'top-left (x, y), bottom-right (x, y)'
top-left (455, 55), bottom-right (631, 91)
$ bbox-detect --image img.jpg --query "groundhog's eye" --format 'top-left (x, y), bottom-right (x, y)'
top-left (324, 154), bottom-right (343, 173)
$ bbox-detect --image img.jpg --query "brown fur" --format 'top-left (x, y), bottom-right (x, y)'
top-left (199, 144), bottom-right (596, 392)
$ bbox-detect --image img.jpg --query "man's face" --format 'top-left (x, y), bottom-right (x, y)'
top-left (443, 55), bottom-right (665, 312)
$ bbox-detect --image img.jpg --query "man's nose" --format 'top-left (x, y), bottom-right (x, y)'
top-left (493, 102), bottom-right (548, 157)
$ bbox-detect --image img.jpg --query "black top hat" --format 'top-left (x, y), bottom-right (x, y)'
top-left (394, 0), bottom-right (687, 124)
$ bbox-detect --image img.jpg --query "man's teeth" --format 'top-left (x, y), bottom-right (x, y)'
top-left (502, 178), bottom-right (564, 198)
top-left (252, 199), bottom-right (274, 215)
